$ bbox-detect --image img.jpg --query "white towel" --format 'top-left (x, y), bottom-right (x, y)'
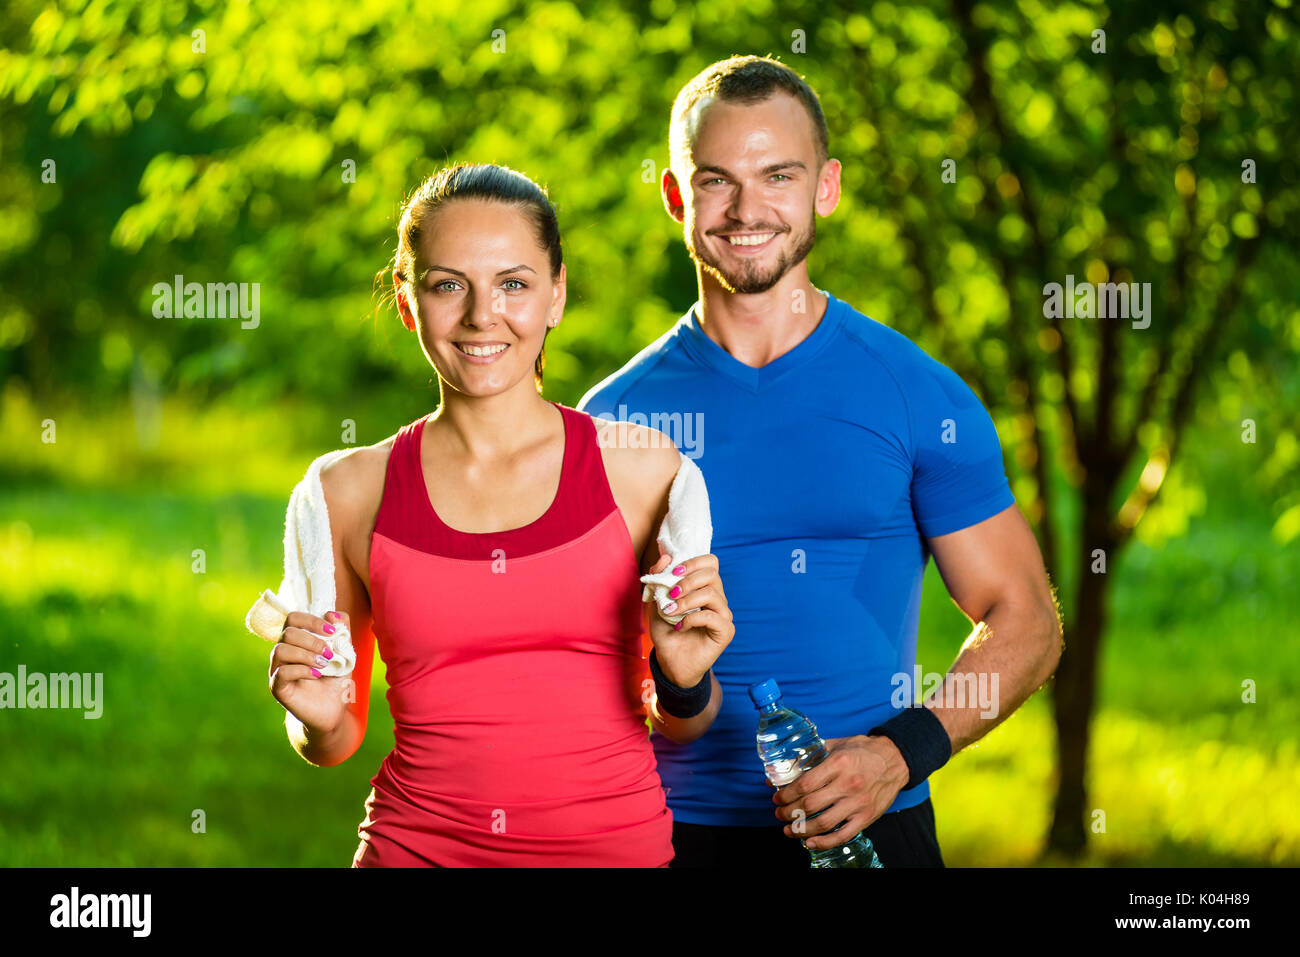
top-left (640, 453), bottom-right (713, 625)
top-left (244, 449), bottom-right (357, 677)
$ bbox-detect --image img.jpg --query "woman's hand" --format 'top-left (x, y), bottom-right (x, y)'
top-left (268, 610), bottom-right (353, 734)
top-left (646, 553), bottom-right (734, 688)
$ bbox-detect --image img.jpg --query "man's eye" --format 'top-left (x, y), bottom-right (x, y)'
top-left (770, 174), bottom-right (790, 182)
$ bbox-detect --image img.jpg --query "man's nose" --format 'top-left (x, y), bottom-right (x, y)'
top-left (728, 181), bottom-right (767, 227)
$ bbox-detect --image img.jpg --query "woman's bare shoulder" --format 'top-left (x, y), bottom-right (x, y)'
top-left (318, 437), bottom-right (396, 518)
top-left (588, 415), bottom-right (682, 495)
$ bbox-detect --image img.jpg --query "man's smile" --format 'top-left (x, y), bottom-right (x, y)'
top-left (715, 230), bottom-right (784, 253)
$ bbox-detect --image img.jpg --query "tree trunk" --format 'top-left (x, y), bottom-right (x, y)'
top-left (1046, 475), bottom-right (1118, 856)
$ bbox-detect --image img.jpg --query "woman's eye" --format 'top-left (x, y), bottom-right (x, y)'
top-left (502, 278), bottom-right (527, 291)
top-left (433, 280), bottom-right (459, 292)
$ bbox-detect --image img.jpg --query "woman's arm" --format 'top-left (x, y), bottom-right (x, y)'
top-left (596, 420), bottom-right (733, 744)
top-left (647, 643), bottom-right (724, 745)
top-left (287, 448), bottom-right (384, 766)
top-left (642, 552), bottom-right (730, 745)
top-left (628, 436), bottom-right (731, 744)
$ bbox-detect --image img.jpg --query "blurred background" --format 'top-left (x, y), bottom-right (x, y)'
top-left (1, 0), bottom-right (1296, 866)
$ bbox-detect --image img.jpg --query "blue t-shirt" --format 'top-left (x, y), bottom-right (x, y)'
top-left (577, 291), bottom-right (1016, 827)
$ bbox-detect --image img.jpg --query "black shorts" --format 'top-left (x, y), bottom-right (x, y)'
top-left (669, 797), bottom-right (944, 868)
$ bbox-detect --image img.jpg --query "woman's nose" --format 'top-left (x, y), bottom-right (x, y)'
top-left (463, 289), bottom-right (501, 327)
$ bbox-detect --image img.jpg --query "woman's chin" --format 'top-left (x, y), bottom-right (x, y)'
top-left (441, 371), bottom-right (532, 399)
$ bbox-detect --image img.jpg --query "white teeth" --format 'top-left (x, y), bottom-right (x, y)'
top-left (459, 343), bottom-right (508, 357)
top-left (726, 233), bottom-right (775, 246)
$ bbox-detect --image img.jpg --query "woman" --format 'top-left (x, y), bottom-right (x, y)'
top-left (263, 164), bottom-right (734, 866)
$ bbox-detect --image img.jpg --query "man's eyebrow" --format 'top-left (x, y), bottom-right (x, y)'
top-left (417, 264), bottom-right (538, 282)
top-left (692, 161), bottom-right (807, 179)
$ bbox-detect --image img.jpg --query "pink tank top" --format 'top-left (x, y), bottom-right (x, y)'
top-left (351, 401), bottom-right (672, 867)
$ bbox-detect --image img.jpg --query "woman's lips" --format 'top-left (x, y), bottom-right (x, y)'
top-left (454, 341), bottom-right (510, 364)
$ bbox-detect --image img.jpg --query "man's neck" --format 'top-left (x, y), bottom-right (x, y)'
top-left (695, 267), bottom-right (829, 369)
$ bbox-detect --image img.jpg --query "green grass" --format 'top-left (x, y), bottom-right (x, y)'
top-left (0, 480), bottom-right (398, 866)
top-left (1, 390), bottom-right (1295, 865)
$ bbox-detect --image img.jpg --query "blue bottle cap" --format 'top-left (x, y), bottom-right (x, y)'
top-left (748, 678), bottom-right (782, 708)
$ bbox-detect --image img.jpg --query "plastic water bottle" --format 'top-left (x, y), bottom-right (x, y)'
top-left (748, 678), bottom-right (883, 868)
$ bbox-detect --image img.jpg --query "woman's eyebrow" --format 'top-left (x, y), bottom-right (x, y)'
top-left (418, 264), bottom-right (537, 281)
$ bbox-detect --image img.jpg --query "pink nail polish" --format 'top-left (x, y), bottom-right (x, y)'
top-left (322, 647), bottom-right (334, 659)
top-left (311, 668), bottom-right (322, 678)
top-left (668, 585), bottom-right (681, 598)
top-left (672, 565), bottom-right (686, 575)
top-left (674, 620), bottom-right (683, 631)
top-left (323, 623), bottom-right (335, 635)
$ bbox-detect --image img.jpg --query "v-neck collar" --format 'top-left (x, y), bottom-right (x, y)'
top-left (678, 290), bottom-right (846, 391)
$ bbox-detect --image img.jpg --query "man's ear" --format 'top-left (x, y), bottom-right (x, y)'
top-left (815, 158), bottom-right (842, 218)
top-left (661, 168), bottom-right (685, 223)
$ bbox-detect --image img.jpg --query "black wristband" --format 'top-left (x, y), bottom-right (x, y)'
top-left (868, 705), bottom-right (952, 790)
top-left (647, 649), bottom-right (711, 719)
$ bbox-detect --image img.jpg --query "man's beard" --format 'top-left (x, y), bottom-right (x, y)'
top-left (687, 214), bottom-right (816, 295)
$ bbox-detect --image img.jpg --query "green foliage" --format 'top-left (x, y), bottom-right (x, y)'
top-left (2, 0), bottom-right (1296, 525)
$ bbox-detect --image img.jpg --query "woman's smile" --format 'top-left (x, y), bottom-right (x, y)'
top-left (453, 340), bottom-right (511, 363)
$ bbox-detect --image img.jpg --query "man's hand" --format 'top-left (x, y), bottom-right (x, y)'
top-left (772, 734), bottom-right (910, 849)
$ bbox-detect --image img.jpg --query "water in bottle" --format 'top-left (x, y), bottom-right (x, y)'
top-left (748, 678), bottom-right (883, 868)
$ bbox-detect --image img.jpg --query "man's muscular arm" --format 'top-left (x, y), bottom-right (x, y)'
top-left (916, 503), bottom-right (1062, 756)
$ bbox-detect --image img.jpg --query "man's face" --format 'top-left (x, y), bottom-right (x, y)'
top-left (674, 93), bottom-right (826, 295)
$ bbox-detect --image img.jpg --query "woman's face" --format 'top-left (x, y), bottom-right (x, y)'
top-left (397, 199), bottom-right (565, 398)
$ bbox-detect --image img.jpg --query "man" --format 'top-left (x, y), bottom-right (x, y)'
top-left (578, 55), bottom-right (1062, 868)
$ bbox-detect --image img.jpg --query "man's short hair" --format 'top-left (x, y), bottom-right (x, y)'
top-left (670, 55), bottom-right (830, 171)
